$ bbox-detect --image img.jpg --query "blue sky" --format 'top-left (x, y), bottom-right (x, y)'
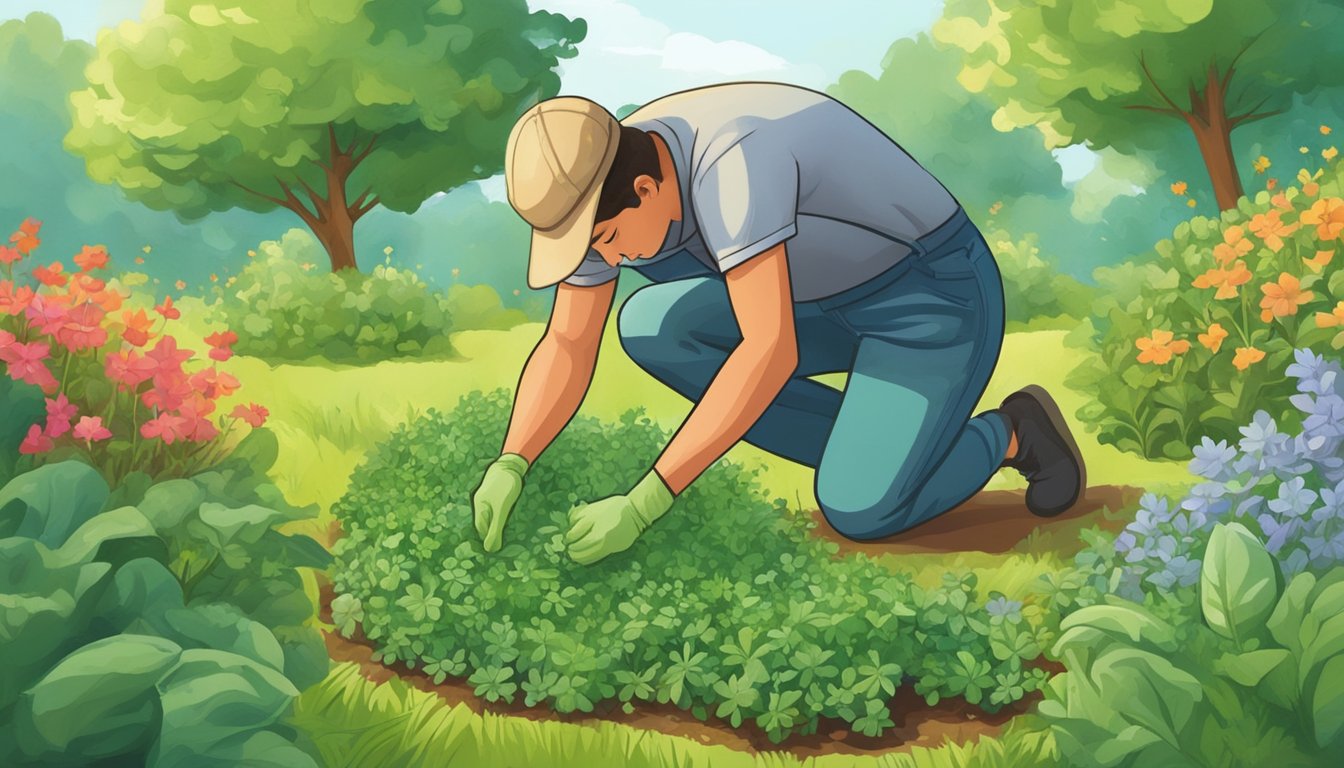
top-left (1, 0), bottom-right (1097, 198)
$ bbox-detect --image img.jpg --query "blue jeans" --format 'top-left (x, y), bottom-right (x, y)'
top-left (617, 208), bottom-right (1010, 540)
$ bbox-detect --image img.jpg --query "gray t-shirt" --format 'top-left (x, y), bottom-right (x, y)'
top-left (563, 82), bottom-right (961, 302)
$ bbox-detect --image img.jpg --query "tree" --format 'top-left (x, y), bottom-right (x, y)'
top-left (935, 0), bottom-right (1344, 211)
top-left (65, 0), bottom-right (585, 272)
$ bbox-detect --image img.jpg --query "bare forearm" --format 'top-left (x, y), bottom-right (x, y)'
top-left (654, 341), bottom-right (796, 493)
top-left (502, 335), bottom-right (598, 463)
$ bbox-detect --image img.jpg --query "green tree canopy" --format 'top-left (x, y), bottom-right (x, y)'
top-left (935, 0), bottom-right (1344, 210)
top-left (65, 0), bottom-right (585, 272)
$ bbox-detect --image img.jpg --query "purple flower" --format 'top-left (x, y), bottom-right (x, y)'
top-left (1239, 411), bottom-right (1289, 457)
top-left (986, 596), bottom-right (1022, 620)
top-left (1269, 477), bottom-right (1317, 519)
top-left (1189, 437), bottom-right (1237, 480)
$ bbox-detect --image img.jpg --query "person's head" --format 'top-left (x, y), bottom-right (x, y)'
top-left (503, 96), bottom-right (679, 289)
top-left (586, 126), bottom-right (679, 268)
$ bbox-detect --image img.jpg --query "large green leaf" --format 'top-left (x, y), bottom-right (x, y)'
top-left (1215, 648), bottom-right (1293, 687)
top-left (15, 633), bottom-right (182, 762)
top-left (94, 558), bottom-right (185, 635)
top-left (136, 480), bottom-right (206, 532)
top-left (1088, 646), bottom-right (1204, 747)
top-left (1201, 522), bottom-right (1279, 646)
top-left (1057, 601), bottom-right (1178, 653)
top-left (160, 603), bottom-right (286, 673)
top-left (0, 461), bottom-right (111, 549)
top-left (51, 505), bottom-right (158, 569)
top-left (1311, 653), bottom-right (1344, 748)
top-left (1268, 571), bottom-right (1316, 654)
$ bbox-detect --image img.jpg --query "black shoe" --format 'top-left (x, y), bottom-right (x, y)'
top-left (998, 385), bottom-right (1086, 517)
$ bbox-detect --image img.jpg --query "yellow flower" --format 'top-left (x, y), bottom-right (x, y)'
top-left (1302, 197), bottom-right (1344, 241)
top-left (1259, 272), bottom-right (1314, 322)
top-left (1325, 146), bottom-right (1340, 161)
top-left (1317, 301), bottom-right (1344, 328)
top-left (1198, 323), bottom-right (1228, 353)
top-left (247, 249), bottom-right (257, 258)
top-left (1253, 155), bottom-right (1271, 174)
top-left (1233, 346), bottom-right (1266, 371)
top-left (451, 267), bottom-right (460, 277)
top-left (1248, 210), bottom-right (1300, 253)
top-left (1301, 146), bottom-right (1311, 154)
top-left (1304, 249), bottom-right (1335, 274)
top-left (1213, 225), bottom-right (1253, 265)
top-left (383, 246), bottom-right (394, 255)
top-left (1170, 181), bottom-right (1188, 195)
top-left (1324, 125), bottom-right (1335, 136)
top-left (1135, 329), bottom-right (1191, 365)
top-left (1187, 198), bottom-right (1198, 208)
top-left (142, 245), bottom-right (152, 254)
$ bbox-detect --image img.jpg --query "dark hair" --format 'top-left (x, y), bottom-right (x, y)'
top-left (594, 126), bottom-right (663, 223)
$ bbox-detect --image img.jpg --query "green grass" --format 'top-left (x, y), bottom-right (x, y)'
top-left (294, 662), bottom-right (1061, 768)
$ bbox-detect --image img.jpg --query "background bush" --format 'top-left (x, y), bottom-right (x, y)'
top-left (329, 390), bottom-right (1054, 743)
top-left (983, 226), bottom-right (1094, 330)
top-left (1069, 156), bottom-right (1344, 459)
top-left (205, 229), bottom-right (525, 366)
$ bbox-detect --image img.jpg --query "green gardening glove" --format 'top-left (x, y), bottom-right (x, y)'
top-left (472, 453), bottom-right (529, 552)
top-left (565, 471), bottom-right (674, 565)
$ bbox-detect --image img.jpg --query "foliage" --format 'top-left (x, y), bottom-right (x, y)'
top-left (63, 0), bottom-right (586, 270)
top-left (936, 0), bottom-right (1344, 209)
top-left (1039, 521), bottom-right (1344, 768)
top-left (204, 228), bottom-right (522, 364)
top-left (982, 226), bottom-right (1093, 328)
top-left (330, 390), bottom-right (1053, 742)
top-left (1, 217), bottom-right (271, 484)
top-left (1069, 154), bottom-right (1344, 458)
top-left (0, 456), bottom-right (330, 766)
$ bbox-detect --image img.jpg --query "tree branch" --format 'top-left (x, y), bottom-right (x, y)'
top-left (350, 133), bottom-right (380, 168)
top-left (229, 179), bottom-right (287, 209)
top-left (1221, 29), bottom-right (1266, 94)
top-left (1138, 52), bottom-right (1188, 117)
top-left (293, 174), bottom-right (327, 213)
top-left (276, 178), bottom-right (323, 224)
top-left (350, 185), bottom-right (374, 211)
top-left (1231, 108), bottom-right (1287, 129)
top-left (1123, 103), bottom-right (1185, 119)
top-left (328, 123), bottom-right (344, 162)
top-left (351, 195), bottom-right (381, 222)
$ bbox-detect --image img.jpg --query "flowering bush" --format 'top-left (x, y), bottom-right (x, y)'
top-left (1106, 348), bottom-right (1344, 603)
top-left (0, 217), bottom-right (269, 485)
top-left (1069, 145), bottom-right (1344, 459)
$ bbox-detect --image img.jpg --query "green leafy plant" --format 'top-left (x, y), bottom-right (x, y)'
top-left (1040, 521), bottom-right (1344, 767)
top-left (330, 390), bottom-right (1053, 742)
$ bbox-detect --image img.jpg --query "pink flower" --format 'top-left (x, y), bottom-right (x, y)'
top-left (54, 302), bottom-right (108, 353)
top-left (0, 245), bottom-right (21, 266)
top-left (230, 402), bottom-right (269, 428)
top-left (140, 413), bottom-right (189, 445)
top-left (1, 339), bottom-right (58, 394)
top-left (183, 416), bottom-right (219, 442)
top-left (19, 423), bottom-right (54, 454)
top-left (24, 293), bottom-right (70, 337)
top-left (189, 367), bottom-right (241, 400)
top-left (145, 335), bottom-right (193, 374)
top-left (105, 348), bottom-right (157, 391)
top-left (0, 281), bottom-right (35, 316)
top-left (72, 416), bottom-right (112, 443)
top-left (142, 369), bottom-right (193, 412)
top-left (44, 393), bottom-right (78, 438)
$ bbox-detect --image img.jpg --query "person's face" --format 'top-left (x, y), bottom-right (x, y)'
top-left (588, 175), bottom-right (677, 267)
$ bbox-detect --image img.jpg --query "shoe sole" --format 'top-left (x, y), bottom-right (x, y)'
top-left (1014, 384), bottom-right (1087, 515)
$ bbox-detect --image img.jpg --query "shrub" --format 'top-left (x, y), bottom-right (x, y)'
top-left (983, 226), bottom-right (1094, 330)
top-left (1039, 521), bottom-right (1344, 768)
top-left (329, 390), bottom-right (1052, 743)
top-left (1069, 153), bottom-right (1344, 459)
top-left (205, 229), bottom-right (525, 365)
top-left (0, 217), bottom-right (271, 486)
top-left (0, 453), bottom-right (330, 766)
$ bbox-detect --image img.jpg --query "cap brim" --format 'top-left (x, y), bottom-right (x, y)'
top-left (526, 180), bottom-right (603, 289)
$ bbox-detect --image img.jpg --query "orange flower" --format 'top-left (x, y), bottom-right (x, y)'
top-left (1135, 329), bottom-right (1191, 365)
top-left (155, 295), bottom-right (181, 320)
top-left (1198, 323), bottom-right (1229, 353)
top-left (1301, 197), bottom-right (1344, 240)
top-left (1170, 181), bottom-right (1188, 195)
top-left (1193, 260), bottom-right (1253, 299)
top-left (0, 282), bottom-right (35, 316)
top-left (73, 245), bottom-right (108, 272)
top-left (1259, 272), bottom-right (1314, 321)
top-left (1317, 301), bottom-right (1344, 328)
top-left (120, 308), bottom-right (156, 347)
top-left (1247, 210), bottom-right (1299, 252)
top-left (1266, 178), bottom-right (1279, 191)
top-left (9, 219), bottom-right (40, 254)
top-left (1305, 250), bottom-right (1335, 273)
top-left (1233, 346), bottom-right (1266, 371)
top-left (1299, 168), bottom-right (1323, 197)
top-left (1271, 192), bottom-right (1293, 210)
top-left (1213, 225), bottom-right (1253, 265)
top-left (1325, 147), bottom-right (1339, 161)
top-left (32, 262), bottom-right (68, 287)
top-left (174, 279), bottom-right (186, 290)
top-left (1325, 125), bottom-right (1335, 136)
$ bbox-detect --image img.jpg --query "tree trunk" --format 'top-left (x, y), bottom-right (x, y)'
top-left (1184, 65), bottom-right (1244, 211)
top-left (312, 169), bottom-right (358, 272)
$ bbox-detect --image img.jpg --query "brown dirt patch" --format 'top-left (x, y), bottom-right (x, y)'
top-left (807, 485), bottom-right (1141, 557)
top-left (316, 580), bottom-right (1035, 758)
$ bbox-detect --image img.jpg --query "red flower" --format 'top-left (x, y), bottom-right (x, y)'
top-left (54, 302), bottom-right (108, 353)
top-left (9, 221), bottom-right (40, 255)
top-left (204, 329), bottom-right (238, 362)
top-left (19, 423), bottom-right (54, 454)
top-left (0, 282), bottom-right (35, 316)
top-left (120, 308), bottom-right (155, 347)
top-left (145, 335), bottom-right (193, 374)
top-left (0, 246), bottom-right (20, 266)
top-left (24, 293), bottom-right (71, 337)
top-left (155, 295), bottom-right (180, 320)
top-left (230, 402), bottom-right (268, 428)
top-left (189, 367), bottom-right (241, 400)
top-left (142, 368), bottom-right (194, 412)
top-left (32, 262), bottom-right (68, 287)
top-left (73, 245), bottom-right (109, 272)
top-left (18, 218), bottom-right (41, 236)
top-left (0, 338), bottom-right (58, 394)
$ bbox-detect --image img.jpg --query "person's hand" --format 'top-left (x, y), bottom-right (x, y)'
top-left (565, 471), bottom-right (673, 565)
top-left (472, 453), bottom-right (529, 552)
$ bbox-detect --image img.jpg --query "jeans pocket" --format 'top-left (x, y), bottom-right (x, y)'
top-left (917, 244), bottom-right (978, 280)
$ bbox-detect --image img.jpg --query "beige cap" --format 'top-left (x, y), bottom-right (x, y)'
top-left (504, 97), bottom-right (622, 289)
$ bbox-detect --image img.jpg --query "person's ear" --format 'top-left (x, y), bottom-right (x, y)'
top-left (633, 174), bottom-right (659, 200)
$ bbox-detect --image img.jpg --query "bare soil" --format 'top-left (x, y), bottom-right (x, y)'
top-left (313, 486), bottom-right (1140, 756)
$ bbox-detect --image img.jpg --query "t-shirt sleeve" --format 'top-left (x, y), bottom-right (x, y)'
top-left (692, 135), bottom-right (799, 273)
top-left (560, 247), bottom-right (619, 287)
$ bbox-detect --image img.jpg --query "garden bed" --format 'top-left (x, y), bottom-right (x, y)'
top-left (315, 579), bottom-right (1036, 757)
